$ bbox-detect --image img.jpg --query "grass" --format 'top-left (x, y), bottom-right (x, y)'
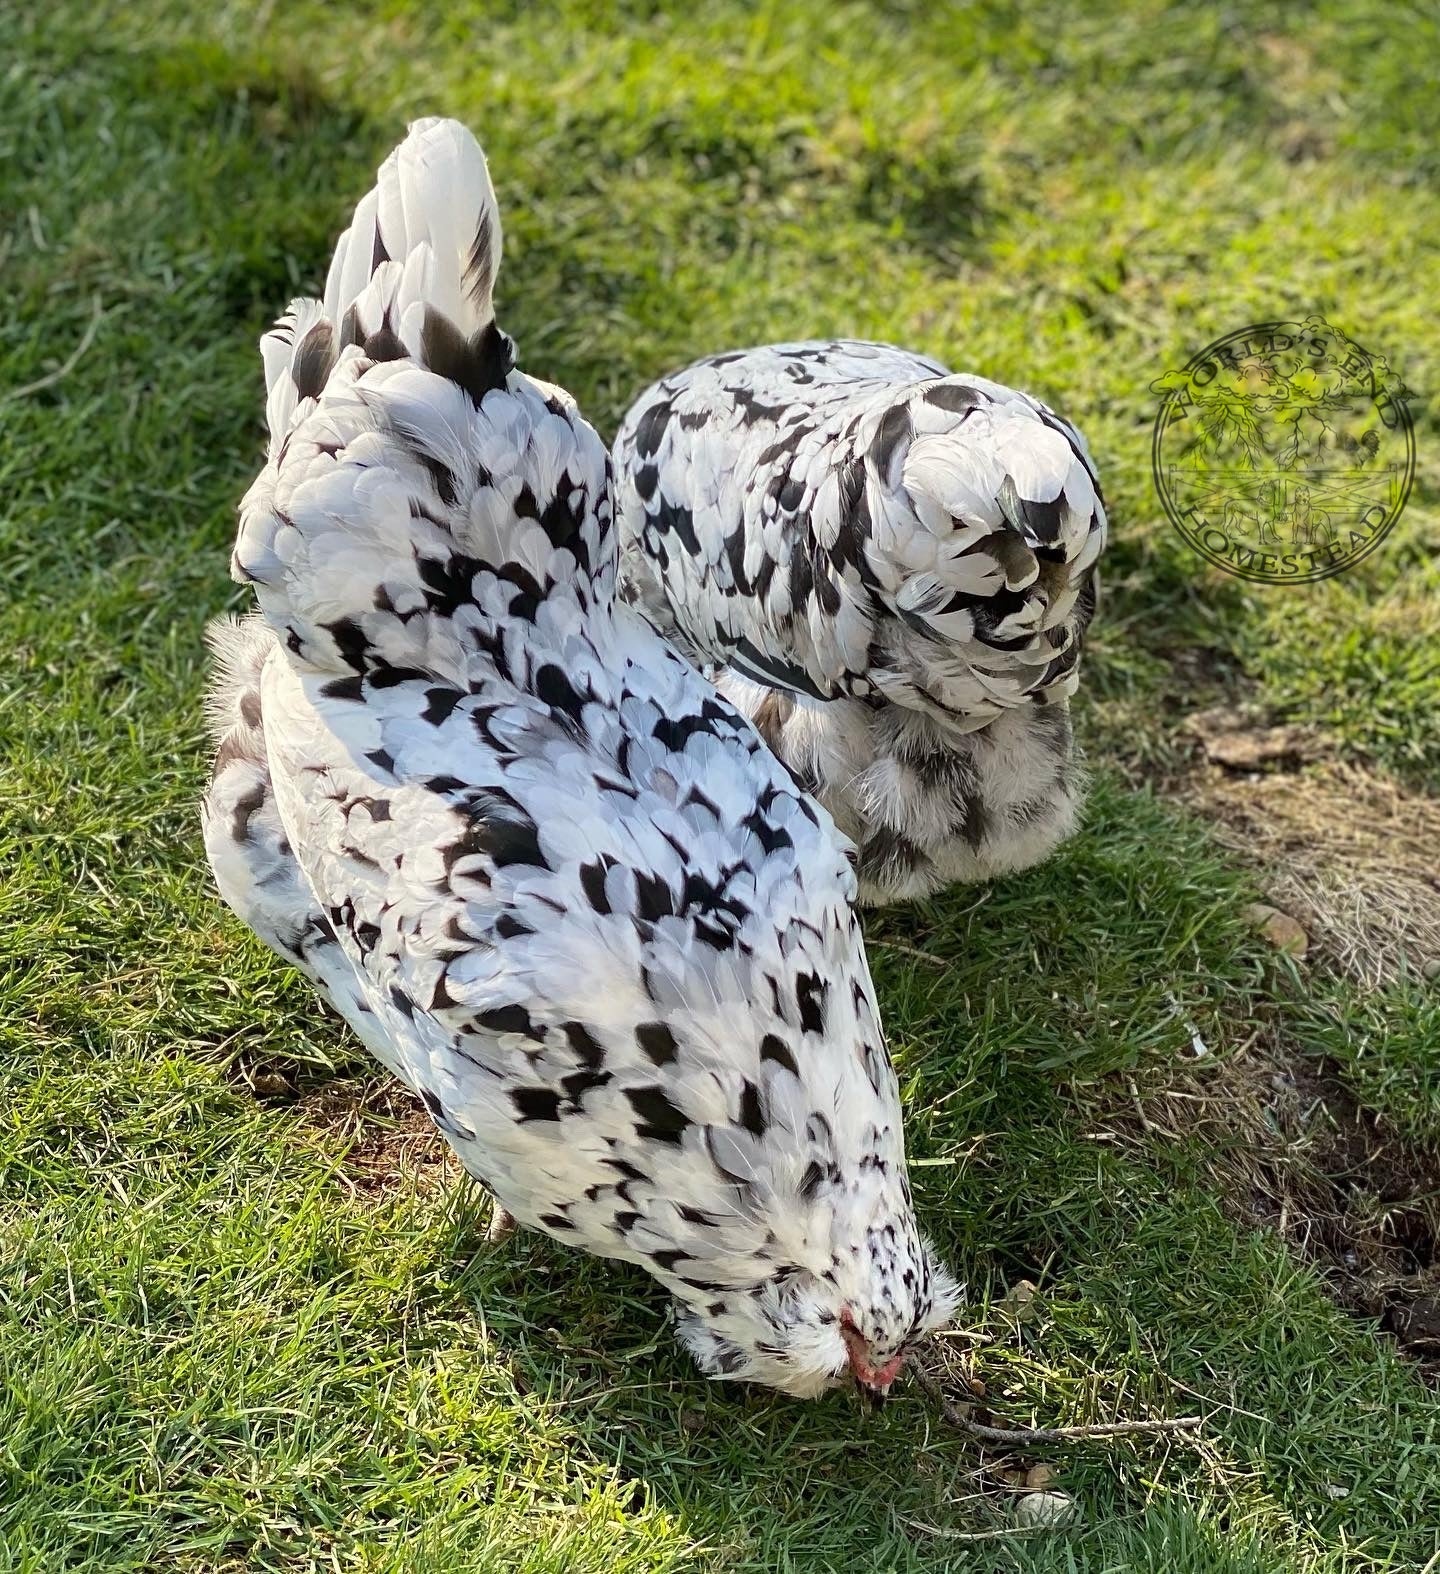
top-left (2, 0), bottom-right (1438, 1568)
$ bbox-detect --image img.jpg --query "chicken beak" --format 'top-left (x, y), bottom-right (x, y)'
top-left (854, 1376), bottom-right (889, 1412)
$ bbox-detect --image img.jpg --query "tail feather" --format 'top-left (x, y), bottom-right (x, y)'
top-left (885, 392), bottom-right (1105, 723)
top-left (260, 118), bottom-right (503, 442)
top-left (231, 117), bottom-right (614, 688)
top-left (322, 115), bottom-right (501, 347)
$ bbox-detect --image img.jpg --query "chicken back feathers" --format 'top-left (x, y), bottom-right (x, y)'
top-left (202, 121), bottom-right (955, 1397)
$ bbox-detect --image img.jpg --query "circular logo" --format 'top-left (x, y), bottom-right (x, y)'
top-left (1151, 316), bottom-right (1414, 584)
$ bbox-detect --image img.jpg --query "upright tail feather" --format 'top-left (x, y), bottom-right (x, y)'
top-left (256, 117), bottom-right (505, 456)
top-left (232, 118), bottom-right (615, 688)
top-left (321, 116), bottom-right (502, 351)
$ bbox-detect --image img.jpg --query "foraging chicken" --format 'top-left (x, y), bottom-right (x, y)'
top-left (613, 342), bottom-right (1106, 903)
top-left (202, 120), bottom-right (956, 1399)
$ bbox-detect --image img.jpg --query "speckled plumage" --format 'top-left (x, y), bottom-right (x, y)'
top-left (613, 342), bottom-right (1106, 902)
top-left (202, 120), bottom-right (956, 1398)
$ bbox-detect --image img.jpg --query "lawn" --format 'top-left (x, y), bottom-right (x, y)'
top-left (2, 1), bottom-right (1437, 1569)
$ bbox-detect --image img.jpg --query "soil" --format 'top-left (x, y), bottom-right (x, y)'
top-left (1258, 1053), bottom-right (1440, 1368)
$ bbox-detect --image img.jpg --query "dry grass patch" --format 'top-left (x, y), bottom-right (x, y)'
top-left (292, 1076), bottom-right (457, 1199)
top-left (1180, 732), bottom-right (1440, 987)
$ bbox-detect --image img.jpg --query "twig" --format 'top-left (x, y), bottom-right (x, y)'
top-left (4, 294), bottom-right (104, 403)
top-left (912, 1364), bottom-right (1202, 1445)
top-left (872, 938), bottom-right (947, 967)
top-left (895, 1515), bottom-right (1049, 1542)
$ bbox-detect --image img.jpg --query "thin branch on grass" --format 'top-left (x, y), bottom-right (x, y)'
top-left (4, 295), bottom-right (105, 403)
top-left (895, 1516), bottom-right (1050, 1542)
top-left (912, 1363), bottom-right (1203, 1445)
top-left (871, 938), bottom-right (948, 967)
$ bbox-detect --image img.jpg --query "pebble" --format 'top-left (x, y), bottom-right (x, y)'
top-left (1014, 1490), bottom-right (1081, 1528)
top-left (1243, 903), bottom-right (1309, 958)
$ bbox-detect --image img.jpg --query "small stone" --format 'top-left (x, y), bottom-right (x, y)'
top-left (1324, 1483), bottom-right (1351, 1500)
top-left (1025, 1463), bottom-right (1057, 1490)
top-left (998, 1279), bottom-right (1040, 1323)
top-left (1422, 959), bottom-right (1440, 981)
top-left (1243, 903), bottom-right (1309, 958)
top-left (1014, 1490), bottom-right (1081, 1528)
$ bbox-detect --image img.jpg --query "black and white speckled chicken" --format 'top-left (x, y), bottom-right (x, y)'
top-left (613, 341), bottom-right (1106, 904)
top-left (201, 121), bottom-right (956, 1399)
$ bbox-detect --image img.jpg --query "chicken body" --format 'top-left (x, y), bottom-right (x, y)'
top-left (614, 342), bottom-right (1106, 903)
top-left (202, 122), bottom-right (955, 1398)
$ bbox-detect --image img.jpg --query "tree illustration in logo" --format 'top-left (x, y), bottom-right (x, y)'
top-left (1150, 316), bottom-right (1414, 584)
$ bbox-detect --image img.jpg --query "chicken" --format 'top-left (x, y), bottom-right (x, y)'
top-left (613, 342), bottom-right (1107, 904)
top-left (201, 121), bottom-right (956, 1400)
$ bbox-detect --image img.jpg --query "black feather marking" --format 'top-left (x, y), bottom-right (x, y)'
top-left (535, 663), bottom-right (587, 724)
top-left (787, 541), bottom-right (814, 608)
top-left (367, 664), bottom-right (430, 689)
top-left (923, 381), bottom-right (984, 414)
top-left (560, 1068), bottom-right (610, 1102)
top-left (363, 325), bottom-right (406, 363)
top-left (466, 218), bottom-right (496, 310)
top-left (578, 858), bottom-right (613, 915)
top-left (475, 815), bottom-right (546, 870)
top-left (320, 675), bottom-right (365, 703)
top-left (626, 1087), bottom-right (690, 1145)
top-left (722, 523), bottom-right (752, 596)
top-left (1015, 492), bottom-right (1065, 544)
top-left (738, 1080), bottom-right (766, 1137)
top-left (742, 810), bottom-right (793, 857)
top-left (512, 1087), bottom-right (562, 1122)
top-left (422, 687), bottom-right (462, 726)
top-left (759, 1033), bottom-right (799, 1076)
top-left (636, 1022), bottom-right (678, 1066)
top-left (729, 638), bottom-right (831, 702)
top-left (632, 399), bottom-right (672, 460)
top-left (564, 1021), bottom-right (605, 1067)
top-left (416, 550), bottom-right (484, 618)
top-left (477, 1003), bottom-right (536, 1036)
top-left (868, 403), bottom-right (913, 480)
top-left (292, 319), bottom-right (337, 401)
top-left (421, 308), bottom-right (511, 406)
top-left (796, 972), bottom-right (827, 1035)
top-left (634, 871), bottom-right (674, 921)
top-left (653, 497), bottom-right (701, 555)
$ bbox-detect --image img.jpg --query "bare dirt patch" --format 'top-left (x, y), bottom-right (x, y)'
top-left (1112, 1038), bottom-right (1440, 1375)
top-left (292, 1076), bottom-right (457, 1197)
top-left (231, 1061), bottom-right (457, 1199)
